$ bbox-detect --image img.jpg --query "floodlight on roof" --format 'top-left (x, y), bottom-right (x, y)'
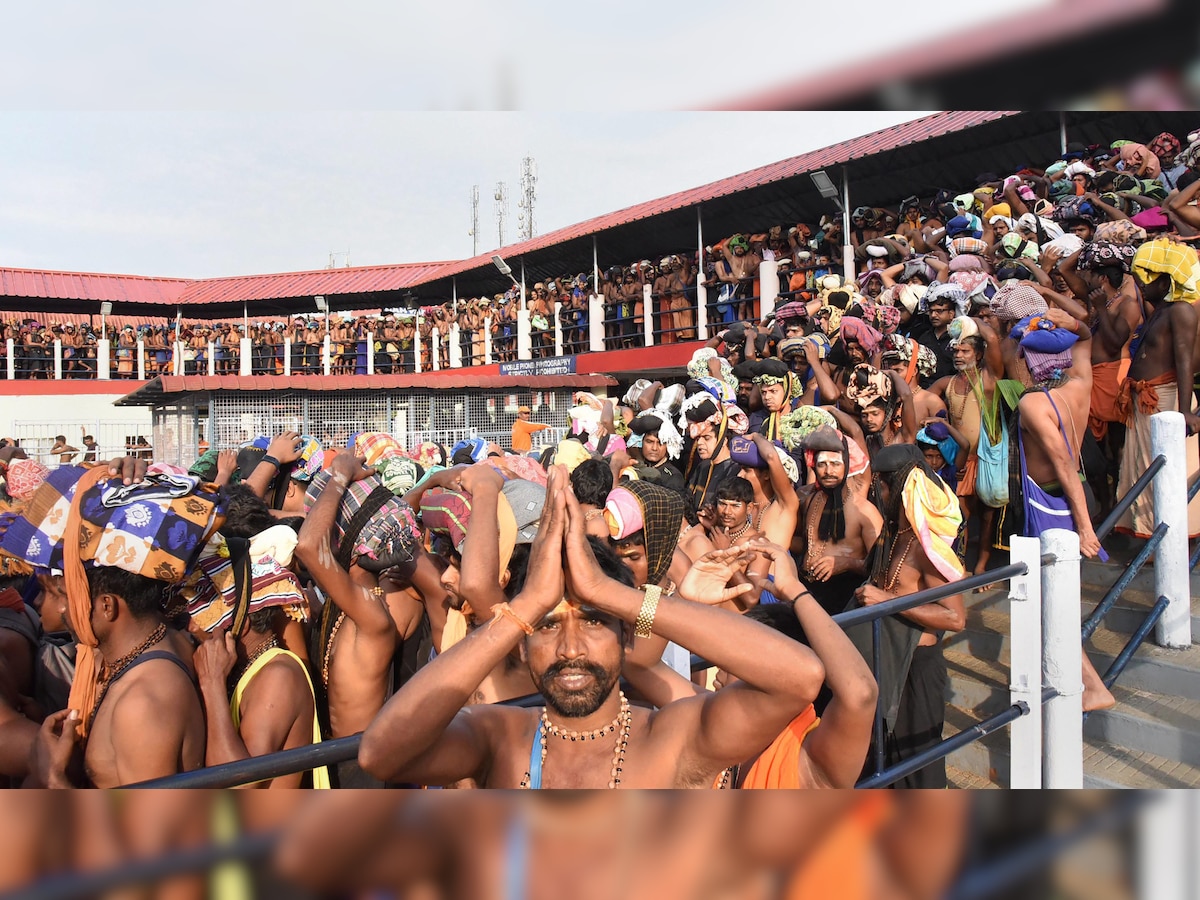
top-left (492, 255), bottom-right (512, 276)
top-left (314, 295), bottom-right (328, 313)
top-left (810, 170), bottom-right (838, 199)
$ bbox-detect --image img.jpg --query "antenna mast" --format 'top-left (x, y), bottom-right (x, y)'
top-left (470, 185), bottom-right (480, 256)
top-left (494, 182), bottom-right (508, 248)
top-left (517, 156), bottom-right (537, 241)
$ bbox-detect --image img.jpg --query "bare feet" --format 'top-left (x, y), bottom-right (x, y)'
top-left (1081, 655), bottom-right (1116, 712)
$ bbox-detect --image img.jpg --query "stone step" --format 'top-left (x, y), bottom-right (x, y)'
top-left (946, 763), bottom-right (999, 789)
top-left (1083, 740), bottom-right (1200, 789)
top-left (1083, 686), bottom-right (1200, 768)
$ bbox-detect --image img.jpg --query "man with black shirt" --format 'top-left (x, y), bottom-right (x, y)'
top-left (909, 289), bottom-right (960, 386)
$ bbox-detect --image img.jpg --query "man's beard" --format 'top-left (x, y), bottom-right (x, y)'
top-left (535, 659), bottom-right (620, 718)
top-left (953, 360), bottom-right (977, 374)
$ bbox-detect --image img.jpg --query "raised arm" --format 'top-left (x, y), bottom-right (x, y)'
top-left (244, 431), bottom-right (304, 501)
top-left (450, 464), bottom-right (508, 619)
top-left (294, 452), bottom-right (393, 639)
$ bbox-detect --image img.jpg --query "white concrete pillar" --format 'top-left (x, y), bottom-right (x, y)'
top-left (240, 338), bottom-right (252, 376)
top-left (759, 257), bottom-right (779, 320)
top-left (366, 332), bottom-right (375, 376)
top-left (1040, 528), bottom-right (1083, 788)
top-left (1150, 411), bottom-right (1193, 648)
top-left (554, 302), bottom-right (564, 357)
top-left (696, 280), bottom-right (709, 341)
top-left (484, 317), bottom-right (493, 365)
top-left (283, 338), bottom-right (292, 377)
top-left (517, 310), bottom-right (532, 361)
top-left (449, 324), bottom-right (462, 369)
top-left (589, 295), bottom-right (604, 351)
top-left (1137, 792), bottom-right (1190, 900)
top-left (432, 328), bottom-right (441, 371)
top-left (412, 328), bottom-right (422, 375)
top-left (5, 339), bottom-right (13, 379)
top-left (207, 341), bottom-right (216, 376)
top-left (642, 283), bottom-right (654, 347)
top-left (136, 339), bottom-right (146, 380)
top-left (98, 339), bottom-right (111, 380)
top-left (172, 341), bottom-right (182, 376)
top-left (1008, 535), bottom-right (1043, 789)
top-left (322, 334), bottom-right (331, 376)
top-left (52, 339), bottom-right (62, 380)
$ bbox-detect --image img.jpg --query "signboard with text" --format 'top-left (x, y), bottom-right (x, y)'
top-left (498, 356), bottom-right (577, 377)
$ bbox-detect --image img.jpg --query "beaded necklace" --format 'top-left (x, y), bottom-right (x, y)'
top-left (882, 527), bottom-right (917, 592)
top-left (520, 692), bottom-right (632, 789)
top-left (236, 636), bottom-right (280, 682)
top-left (89, 623), bottom-right (167, 731)
top-left (725, 518), bottom-right (753, 543)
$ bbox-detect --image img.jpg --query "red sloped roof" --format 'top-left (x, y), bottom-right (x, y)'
top-left (421, 112), bottom-right (1018, 283)
top-left (175, 262), bottom-right (455, 305)
top-left (115, 372), bottom-right (616, 405)
top-left (0, 268), bottom-right (190, 304)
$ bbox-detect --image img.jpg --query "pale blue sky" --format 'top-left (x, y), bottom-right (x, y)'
top-left (0, 111), bottom-right (929, 278)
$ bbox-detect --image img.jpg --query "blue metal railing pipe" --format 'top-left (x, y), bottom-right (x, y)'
top-left (1095, 454), bottom-right (1165, 542)
top-left (1081, 522), bottom-right (1167, 641)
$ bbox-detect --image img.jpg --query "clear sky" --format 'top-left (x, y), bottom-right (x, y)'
top-left (0, 111), bottom-right (930, 279)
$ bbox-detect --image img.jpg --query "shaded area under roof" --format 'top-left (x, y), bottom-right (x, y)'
top-left (5, 111), bottom-right (1197, 319)
top-left (114, 373), bottom-right (617, 406)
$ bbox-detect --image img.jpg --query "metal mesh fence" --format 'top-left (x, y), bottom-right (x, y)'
top-left (12, 419), bottom-right (154, 466)
top-left (151, 387), bottom-right (574, 469)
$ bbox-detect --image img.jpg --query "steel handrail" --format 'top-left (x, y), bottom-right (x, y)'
top-left (1081, 522), bottom-right (1167, 641)
top-left (1095, 454), bottom-right (1165, 542)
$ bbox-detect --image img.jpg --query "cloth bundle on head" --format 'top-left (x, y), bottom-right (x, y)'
top-left (949, 237), bottom-right (989, 258)
top-left (1131, 238), bottom-right (1200, 302)
top-left (998, 232), bottom-right (1039, 262)
top-left (481, 454), bottom-right (548, 487)
top-left (1148, 132), bottom-right (1181, 160)
top-left (687, 348), bottom-right (737, 396)
top-left (354, 432), bottom-right (405, 468)
top-left (376, 456), bottom-right (425, 496)
top-left (779, 405), bottom-right (836, 452)
top-left (837, 316), bottom-right (883, 355)
top-left (728, 436), bottom-right (800, 484)
top-left (893, 283), bottom-right (925, 315)
top-left (844, 365), bottom-right (893, 410)
top-left (553, 440), bottom-right (593, 473)
top-left (450, 437), bottom-right (489, 464)
top-left (303, 470), bottom-right (421, 569)
top-left (951, 270), bottom-right (996, 307)
top-left (917, 421), bottom-right (960, 468)
top-left (873, 444), bottom-right (964, 582)
top-left (410, 441), bottom-right (447, 470)
top-left (189, 449), bottom-right (240, 486)
top-left (603, 480), bottom-right (685, 586)
top-left (502, 479), bottom-right (545, 544)
top-left (420, 487), bottom-right (518, 571)
top-left (880, 334), bottom-right (937, 383)
top-left (174, 527), bottom-right (308, 634)
top-left (946, 315), bottom-right (979, 348)
top-left (288, 435), bottom-right (325, 483)
top-left (1093, 220), bottom-right (1147, 246)
top-left (622, 379), bottom-right (655, 408)
top-left (923, 282), bottom-right (969, 317)
top-left (774, 300), bottom-right (809, 326)
top-left (945, 215), bottom-right (981, 240)
top-left (1012, 315), bottom-right (1080, 383)
top-left (777, 337), bottom-right (807, 362)
top-left (629, 410), bottom-right (684, 460)
top-left (679, 393), bottom-right (748, 440)
top-left (1076, 240), bottom-right (1136, 273)
top-left (990, 281), bottom-right (1047, 323)
top-left (4, 459), bottom-right (48, 501)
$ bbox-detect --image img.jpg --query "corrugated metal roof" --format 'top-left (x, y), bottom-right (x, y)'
top-left (423, 112), bottom-right (1018, 283)
top-left (115, 372), bottom-right (616, 406)
top-left (0, 268), bottom-right (191, 304)
top-left (175, 262), bottom-right (454, 305)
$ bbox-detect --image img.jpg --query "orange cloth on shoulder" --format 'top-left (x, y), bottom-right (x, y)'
top-left (740, 704), bottom-right (820, 789)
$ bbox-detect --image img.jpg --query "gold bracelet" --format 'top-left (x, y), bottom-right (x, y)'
top-left (490, 602), bottom-right (534, 635)
top-left (635, 584), bottom-right (662, 639)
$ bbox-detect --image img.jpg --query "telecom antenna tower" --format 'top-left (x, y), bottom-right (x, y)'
top-left (494, 182), bottom-right (508, 248)
top-left (517, 156), bottom-right (538, 241)
top-left (469, 185), bottom-right (480, 256)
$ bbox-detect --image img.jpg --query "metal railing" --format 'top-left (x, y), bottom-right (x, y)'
top-left (1094, 453), bottom-right (1165, 543)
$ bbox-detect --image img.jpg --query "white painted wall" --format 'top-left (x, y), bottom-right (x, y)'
top-left (2, 393), bottom-right (153, 464)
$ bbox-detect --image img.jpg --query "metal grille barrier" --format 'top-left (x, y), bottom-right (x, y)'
top-left (152, 389), bottom-right (573, 469)
top-left (10, 421), bottom-right (154, 466)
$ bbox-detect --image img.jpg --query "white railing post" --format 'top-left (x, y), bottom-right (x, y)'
top-left (696, 280), bottom-right (709, 341)
top-left (283, 338), bottom-right (292, 377)
top-left (1040, 528), bottom-right (1083, 788)
top-left (98, 339), bottom-right (111, 380)
top-left (759, 257), bottom-right (779, 320)
top-left (411, 328), bottom-right (421, 375)
top-left (240, 338), bottom-right (253, 376)
top-left (517, 309), bottom-right (532, 361)
top-left (5, 339), bottom-right (14, 379)
top-left (207, 341), bottom-right (216, 376)
top-left (1138, 792), bottom-right (1190, 900)
top-left (1008, 535), bottom-right (1043, 789)
top-left (322, 334), bottom-right (331, 376)
top-left (589, 295), bottom-right (604, 351)
top-left (366, 332), bottom-right (375, 376)
top-left (432, 328), bottom-right (441, 371)
top-left (553, 302), bottom-right (564, 357)
top-left (52, 339), bottom-right (62, 380)
top-left (136, 339), bottom-right (146, 380)
top-left (642, 284), bottom-right (654, 347)
top-left (449, 324), bottom-right (462, 369)
top-left (483, 317), bottom-right (493, 365)
top-left (1150, 411), bottom-right (1192, 648)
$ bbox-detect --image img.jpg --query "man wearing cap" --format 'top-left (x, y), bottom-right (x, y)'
top-left (359, 467), bottom-right (826, 789)
top-left (511, 406), bottom-right (549, 454)
top-left (792, 427), bottom-right (882, 616)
